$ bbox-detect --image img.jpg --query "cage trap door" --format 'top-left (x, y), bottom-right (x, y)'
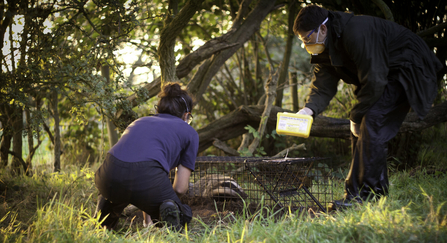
top-left (245, 157), bottom-right (326, 213)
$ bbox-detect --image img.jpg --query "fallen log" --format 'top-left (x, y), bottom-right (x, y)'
top-left (197, 101), bottom-right (447, 153)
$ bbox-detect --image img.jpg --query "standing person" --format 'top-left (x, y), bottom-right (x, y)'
top-left (293, 5), bottom-right (442, 209)
top-left (94, 82), bottom-right (199, 230)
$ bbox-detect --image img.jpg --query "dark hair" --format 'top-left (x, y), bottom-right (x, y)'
top-left (157, 82), bottom-right (194, 118)
top-left (293, 5), bottom-right (328, 34)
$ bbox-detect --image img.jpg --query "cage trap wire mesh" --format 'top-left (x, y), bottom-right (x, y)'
top-left (188, 156), bottom-right (334, 213)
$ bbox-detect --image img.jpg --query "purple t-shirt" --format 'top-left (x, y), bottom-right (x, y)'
top-left (108, 113), bottom-right (199, 173)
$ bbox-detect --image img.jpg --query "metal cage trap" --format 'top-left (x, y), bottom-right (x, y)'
top-left (187, 156), bottom-right (334, 213)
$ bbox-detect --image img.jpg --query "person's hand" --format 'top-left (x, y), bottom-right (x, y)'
top-left (297, 107), bottom-right (313, 116)
top-left (143, 212), bottom-right (153, 227)
top-left (350, 120), bottom-right (360, 137)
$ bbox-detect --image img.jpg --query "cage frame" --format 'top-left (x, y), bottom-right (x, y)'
top-left (189, 156), bottom-right (334, 213)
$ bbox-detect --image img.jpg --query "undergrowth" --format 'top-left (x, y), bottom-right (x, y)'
top-left (1, 164), bottom-right (446, 242)
top-left (1, 126), bottom-right (446, 242)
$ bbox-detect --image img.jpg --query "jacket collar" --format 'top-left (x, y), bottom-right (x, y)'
top-left (310, 11), bottom-right (354, 66)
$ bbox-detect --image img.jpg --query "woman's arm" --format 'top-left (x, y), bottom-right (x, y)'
top-left (173, 164), bottom-right (191, 195)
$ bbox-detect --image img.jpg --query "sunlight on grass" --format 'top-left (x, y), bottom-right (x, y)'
top-left (1, 152), bottom-right (447, 242)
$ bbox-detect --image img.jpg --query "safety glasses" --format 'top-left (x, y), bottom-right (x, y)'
top-left (299, 17), bottom-right (328, 44)
top-left (300, 28), bottom-right (317, 43)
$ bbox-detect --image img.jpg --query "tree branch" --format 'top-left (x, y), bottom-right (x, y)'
top-left (176, 39), bottom-right (239, 78)
top-left (247, 68), bottom-right (279, 154)
top-left (212, 138), bottom-right (239, 156)
top-left (0, 2), bottom-right (18, 51)
top-left (273, 143), bottom-right (306, 157)
top-left (115, 0), bottom-right (277, 130)
top-left (417, 23), bottom-right (447, 37)
top-left (7, 151), bottom-right (28, 175)
top-left (158, 0), bottom-right (205, 85)
top-left (187, 0), bottom-right (277, 101)
top-left (371, 0), bottom-right (394, 22)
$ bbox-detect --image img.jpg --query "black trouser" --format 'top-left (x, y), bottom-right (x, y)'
top-left (94, 153), bottom-right (192, 229)
top-left (345, 78), bottom-right (411, 201)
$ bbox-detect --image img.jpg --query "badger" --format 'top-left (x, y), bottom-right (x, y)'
top-left (187, 174), bottom-right (248, 201)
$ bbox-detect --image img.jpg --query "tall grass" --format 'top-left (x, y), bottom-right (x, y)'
top-left (1, 163), bottom-right (446, 242)
top-left (1, 126), bottom-right (446, 242)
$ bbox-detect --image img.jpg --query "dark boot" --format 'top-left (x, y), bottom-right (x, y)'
top-left (159, 199), bottom-right (182, 231)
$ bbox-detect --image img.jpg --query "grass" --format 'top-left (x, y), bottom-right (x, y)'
top-left (1, 164), bottom-right (446, 242)
top-left (1, 126), bottom-right (446, 242)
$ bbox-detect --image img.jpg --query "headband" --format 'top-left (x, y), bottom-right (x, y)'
top-left (180, 96), bottom-right (189, 112)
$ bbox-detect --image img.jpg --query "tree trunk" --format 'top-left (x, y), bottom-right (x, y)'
top-left (0, 133), bottom-right (11, 168)
top-left (115, 0), bottom-right (207, 128)
top-left (289, 72), bottom-right (298, 112)
top-left (52, 91), bottom-right (61, 172)
top-left (23, 97), bottom-right (44, 173)
top-left (11, 106), bottom-right (23, 173)
top-left (101, 65), bottom-right (119, 147)
top-left (158, 0), bottom-right (204, 86)
top-left (25, 106), bottom-right (33, 171)
top-left (0, 104), bottom-right (12, 167)
top-left (254, 35), bottom-right (262, 100)
top-left (275, 1), bottom-right (298, 107)
top-left (250, 37), bottom-right (261, 103)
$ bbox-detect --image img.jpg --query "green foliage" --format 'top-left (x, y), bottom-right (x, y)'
top-left (244, 125), bottom-right (260, 139)
top-left (237, 147), bottom-right (252, 157)
top-left (0, 166), bottom-right (98, 242)
top-left (387, 124), bottom-right (447, 170)
top-left (323, 83), bottom-right (357, 119)
top-left (238, 125), bottom-right (283, 157)
top-left (0, 0), bottom-right (143, 169)
top-left (416, 125), bottom-right (447, 168)
top-left (1, 0), bottom-right (445, 171)
top-left (56, 96), bottom-right (108, 165)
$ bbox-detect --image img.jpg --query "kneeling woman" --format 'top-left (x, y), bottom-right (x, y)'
top-left (94, 82), bottom-right (199, 230)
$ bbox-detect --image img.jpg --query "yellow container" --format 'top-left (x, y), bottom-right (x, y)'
top-left (276, 112), bottom-right (313, 138)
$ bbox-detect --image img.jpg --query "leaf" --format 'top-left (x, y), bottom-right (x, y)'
top-left (244, 125), bottom-right (259, 138)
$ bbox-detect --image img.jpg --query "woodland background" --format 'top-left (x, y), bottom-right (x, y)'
top-left (1, 0), bottom-right (446, 174)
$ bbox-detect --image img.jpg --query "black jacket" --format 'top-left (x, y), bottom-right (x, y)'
top-left (305, 11), bottom-right (443, 123)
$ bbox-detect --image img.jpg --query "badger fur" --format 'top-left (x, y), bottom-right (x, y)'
top-left (187, 174), bottom-right (248, 201)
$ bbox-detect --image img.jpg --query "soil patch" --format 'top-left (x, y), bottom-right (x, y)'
top-left (121, 196), bottom-right (288, 229)
top-left (182, 196), bottom-right (262, 225)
